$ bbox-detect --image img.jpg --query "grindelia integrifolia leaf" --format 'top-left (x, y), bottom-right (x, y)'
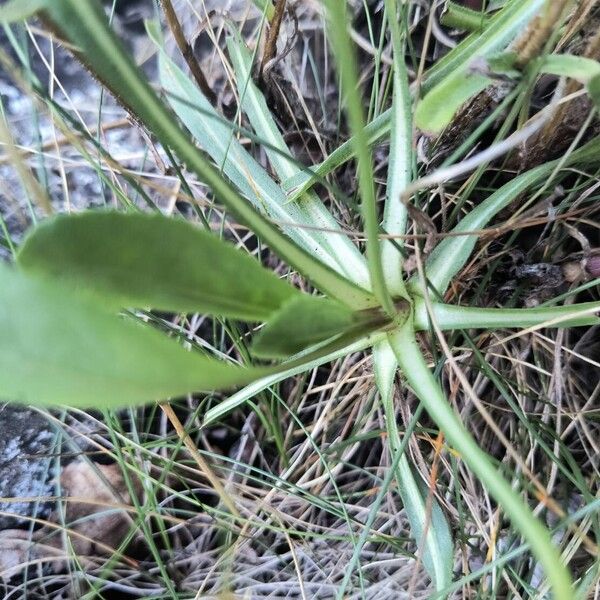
top-left (0, 263), bottom-right (268, 408)
top-left (18, 211), bottom-right (300, 321)
top-left (252, 296), bottom-right (383, 359)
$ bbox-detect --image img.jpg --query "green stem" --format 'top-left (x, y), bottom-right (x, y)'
top-left (388, 321), bottom-right (573, 600)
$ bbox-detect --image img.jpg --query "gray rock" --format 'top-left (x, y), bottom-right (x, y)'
top-left (0, 405), bottom-right (56, 529)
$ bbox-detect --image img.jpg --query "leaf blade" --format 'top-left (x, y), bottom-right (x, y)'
top-left (226, 35), bottom-right (371, 288)
top-left (323, 0), bottom-right (394, 314)
top-left (381, 0), bottom-right (413, 295)
top-left (373, 341), bottom-right (454, 590)
top-left (388, 321), bottom-right (573, 599)
top-left (37, 1), bottom-right (376, 310)
top-left (0, 264), bottom-right (267, 408)
top-left (18, 211), bottom-right (299, 321)
top-left (252, 296), bottom-right (371, 358)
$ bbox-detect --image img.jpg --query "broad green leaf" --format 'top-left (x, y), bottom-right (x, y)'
top-left (252, 296), bottom-right (377, 358)
top-left (36, 1), bottom-right (375, 310)
top-left (373, 341), bottom-right (453, 590)
top-left (388, 322), bottom-right (573, 599)
top-left (0, 0), bottom-right (49, 22)
top-left (0, 263), bottom-right (267, 408)
top-left (226, 35), bottom-right (371, 289)
top-left (18, 211), bottom-right (300, 321)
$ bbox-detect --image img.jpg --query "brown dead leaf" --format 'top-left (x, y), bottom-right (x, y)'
top-left (56, 459), bottom-right (140, 556)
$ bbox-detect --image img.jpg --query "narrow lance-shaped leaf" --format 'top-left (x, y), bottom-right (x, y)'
top-left (203, 331), bottom-right (389, 426)
top-left (226, 34), bottom-right (371, 289)
top-left (372, 341), bottom-right (453, 590)
top-left (34, 0), bottom-right (376, 310)
top-left (0, 263), bottom-right (269, 408)
top-left (388, 321), bottom-right (573, 599)
top-left (18, 211), bottom-right (301, 321)
top-left (252, 296), bottom-right (386, 359)
top-left (414, 300), bottom-right (600, 331)
top-left (381, 0), bottom-right (412, 295)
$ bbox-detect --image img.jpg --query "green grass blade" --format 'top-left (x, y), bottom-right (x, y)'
top-left (323, 0), bottom-right (394, 315)
top-left (18, 211), bottom-right (301, 321)
top-left (389, 321), bottom-right (573, 600)
top-left (373, 341), bottom-right (453, 590)
top-left (414, 301), bottom-right (600, 331)
top-left (36, 0), bottom-right (376, 310)
top-left (0, 263), bottom-right (269, 408)
top-left (226, 34), bottom-right (370, 288)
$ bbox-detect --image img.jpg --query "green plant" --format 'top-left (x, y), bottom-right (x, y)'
top-left (1, 0), bottom-right (599, 597)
